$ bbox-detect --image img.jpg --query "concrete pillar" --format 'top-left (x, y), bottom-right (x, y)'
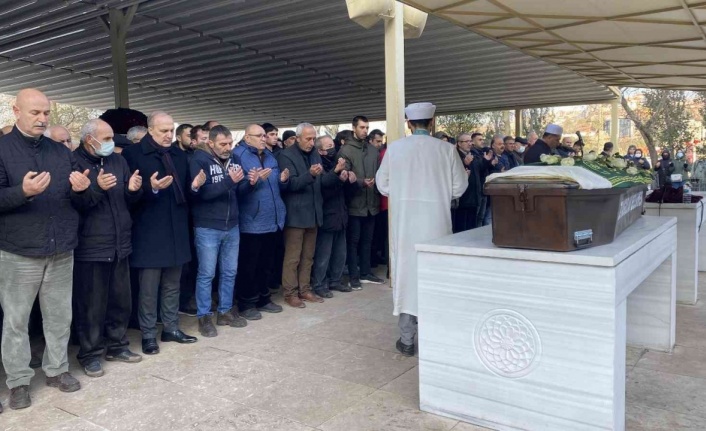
top-left (384, 1), bottom-right (405, 143)
top-left (103, 6), bottom-right (137, 109)
top-left (515, 109), bottom-right (522, 137)
top-left (611, 98), bottom-right (619, 144)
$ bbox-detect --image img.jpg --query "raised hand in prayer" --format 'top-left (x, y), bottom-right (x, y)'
top-left (97, 168), bottom-right (117, 191)
top-left (309, 164), bottom-right (323, 176)
top-left (258, 168), bottom-right (272, 180)
top-left (248, 168), bottom-right (260, 185)
top-left (228, 166), bottom-right (244, 183)
top-left (348, 171), bottom-right (357, 183)
top-left (280, 168), bottom-right (289, 183)
top-left (22, 171), bottom-right (51, 197)
top-left (191, 169), bottom-right (207, 190)
top-left (70, 169), bottom-right (91, 192)
top-left (335, 157), bottom-right (346, 173)
top-left (339, 170), bottom-right (349, 182)
top-left (128, 170), bottom-right (142, 192)
top-left (150, 172), bottom-right (173, 190)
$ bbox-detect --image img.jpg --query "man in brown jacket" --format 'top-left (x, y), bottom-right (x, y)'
top-left (337, 115), bottom-right (383, 290)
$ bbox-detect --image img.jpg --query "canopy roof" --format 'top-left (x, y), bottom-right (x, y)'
top-left (403, 0), bottom-right (706, 91)
top-left (0, 0), bottom-right (614, 127)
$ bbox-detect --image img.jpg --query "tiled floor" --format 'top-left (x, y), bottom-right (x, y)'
top-left (2, 272), bottom-right (706, 430)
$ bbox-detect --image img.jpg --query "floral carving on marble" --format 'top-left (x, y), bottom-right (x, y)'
top-left (474, 309), bottom-right (542, 378)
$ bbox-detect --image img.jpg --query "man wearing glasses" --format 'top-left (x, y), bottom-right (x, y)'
top-left (233, 124), bottom-right (287, 320)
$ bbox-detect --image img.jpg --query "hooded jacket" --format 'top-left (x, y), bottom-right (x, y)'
top-left (337, 135), bottom-right (380, 217)
top-left (189, 147), bottom-right (250, 231)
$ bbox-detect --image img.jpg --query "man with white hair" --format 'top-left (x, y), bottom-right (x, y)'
top-left (376, 102), bottom-right (468, 356)
top-left (72, 119), bottom-right (144, 377)
top-left (126, 125), bottom-right (147, 144)
top-left (121, 111), bottom-right (204, 355)
top-left (0, 88), bottom-right (94, 410)
top-left (277, 123), bottom-right (326, 308)
top-left (44, 125), bottom-right (73, 150)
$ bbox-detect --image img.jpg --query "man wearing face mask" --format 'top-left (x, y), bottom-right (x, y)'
top-left (632, 149), bottom-right (650, 170)
top-left (655, 150), bottom-right (675, 188)
top-left (311, 135), bottom-right (358, 298)
top-left (673, 149), bottom-right (690, 180)
top-left (188, 125), bottom-right (248, 337)
top-left (72, 119), bottom-right (144, 377)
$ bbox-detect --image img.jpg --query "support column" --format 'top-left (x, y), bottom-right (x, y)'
top-left (611, 98), bottom-right (619, 144)
top-left (515, 109), bottom-right (522, 137)
top-left (384, 1), bottom-right (405, 143)
top-left (101, 6), bottom-right (137, 109)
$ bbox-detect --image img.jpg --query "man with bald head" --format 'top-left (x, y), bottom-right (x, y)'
top-left (122, 111), bottom-right (202, 355)
top-left (72, 119), bottom-right (144, 377)
top-left (0, 88), bottom-right (94, 410)
top-left (233, 124), bottom-right (287, 319)
top-left (44, 125), bottom-right (73, 151)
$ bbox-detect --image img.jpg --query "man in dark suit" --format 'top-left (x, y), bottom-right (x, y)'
top-left (121, 112), bottom-right (204, 355)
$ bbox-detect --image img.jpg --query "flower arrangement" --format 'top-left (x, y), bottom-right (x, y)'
top-left (535, 152), bottom-right (653, 187)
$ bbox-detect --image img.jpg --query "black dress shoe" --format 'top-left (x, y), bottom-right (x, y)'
top-left (142, 338), bottom-right (160, 355)
top-left (396, 338), bottom-right (415, 357)
top-left (160, 329), bottom-right (198, 344)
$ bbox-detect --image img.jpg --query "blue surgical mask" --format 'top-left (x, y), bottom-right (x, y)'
top-left (91, 136), bottom-right (115, 157)
top-left (517, 145), bottom-right (525, 154)
top-left (677, 152), bottom-right (684, 159)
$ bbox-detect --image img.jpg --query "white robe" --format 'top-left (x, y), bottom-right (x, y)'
top-left (376, 133), bottom-right (468, 317)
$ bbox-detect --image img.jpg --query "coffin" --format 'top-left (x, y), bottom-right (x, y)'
top-left (484, 181), bottom-right (647, 251)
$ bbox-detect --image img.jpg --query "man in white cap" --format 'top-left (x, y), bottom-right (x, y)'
top-left (376, 102), bottom-right (468, 356)
top-left (523, 123), bottom-right (563, 164)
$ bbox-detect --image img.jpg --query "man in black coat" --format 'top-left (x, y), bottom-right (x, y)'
top-left (72, 119), bottom-right (144, 377)
top-left (311, 135), bottom-right (359, 298)
top-left (277, 123), bottom-right (325, 308)
top-left (0, 88), bottom-right (94, 410)
top-left (122, 111), bottom-right (204, 355)
top-left (453, 133), bottom-right (481, 232)
top-left (523, 123), bottom-right (563, 164)
top-left (469, 132), bottom-right (495, 226)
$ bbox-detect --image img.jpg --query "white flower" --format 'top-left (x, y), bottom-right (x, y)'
top-left (609, 158), bottom-right (627, 169)
top-left (583, 153), bottom-right (597, 162)
top-left (626, 167), bottom-right (638, 175)
top-left (560, 157), bottom-right (575, 166)
top-left (540, 154), bottom-right (549, 163)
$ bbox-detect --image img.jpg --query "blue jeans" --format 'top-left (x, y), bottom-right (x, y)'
top-left (194, 226), bottom-right (240, 318)
top-left (312, 228), bottom-right (347, 291)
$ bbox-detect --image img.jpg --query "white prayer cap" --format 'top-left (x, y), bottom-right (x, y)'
top-left (405, 102), bottom-right (436, 120)
top-left (544, 123), bottom-right (563, 136)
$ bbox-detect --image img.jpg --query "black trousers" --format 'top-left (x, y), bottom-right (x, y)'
top-left (452, 207), bottom-right (478, 233)
top-left (236, 231), bottom-right (277, 311)
top-left (371, 210), bottom-right (388, 263)
top-left (265, 229), bottom-right (284, 290)
top-left (347, 215), bottom-right (376, 279)
top-left (73, 258), bottom-right (132, 365)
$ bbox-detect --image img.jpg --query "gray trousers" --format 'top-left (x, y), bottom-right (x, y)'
top-left (398, 313), bottom-right (418, 346)
top-left (138, 266), bottom-right (182, 339)
top-left (0, 250), bottom-right (73, 389)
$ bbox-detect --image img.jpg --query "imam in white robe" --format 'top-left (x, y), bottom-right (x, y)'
top-left (376, 131), bottom-right (468, 317)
